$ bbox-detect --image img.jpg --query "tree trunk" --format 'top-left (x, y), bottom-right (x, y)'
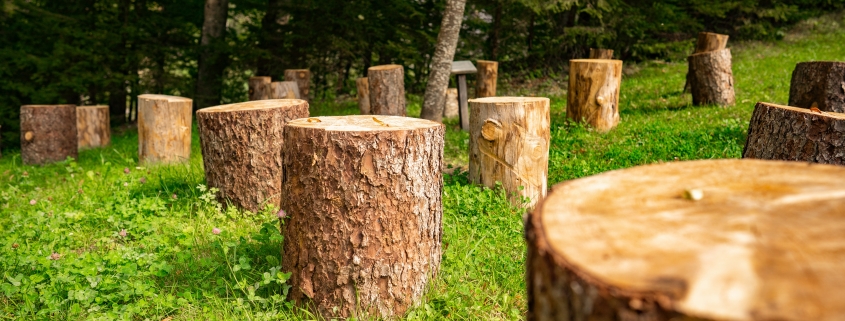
top-left (567, 59), bottom-right (622, 132)
top-left (284, 69), bottom-right (311, 100)
top-left (527, 159), bottom-right (845, 321)
top-left (257, 0), bottom-right (284, 77)
top-left (197, 99), bottom-right (309, 212)
top-left (443, 88), bottom-right (459, 118)
top-left (108, 83), bottom-right (127, 125)
top-left (420, 0), bottom-right (468, 121)
top-left (20, 105), bottom-right (78, 165)
top-left (788, 61), bottom-right (845, 113)
top-left (194, 0), bottom-right (230, 110)
top-left (476, 60), bottom-right (498, 98)
top-left (249, 76), bottom-right (271, 101)
top-left (489, 0), bottom-right (502, 61)
top-left (368, 65), bottom-right (406, 116)
top-left (282, 115), bottom-right (444, 319)
top-left (267, 81), bottom-right (301, 99)
top-left (685, 32), bottom-right (729, 93)
top-left (137, 95), bottom-right (193, 164)
top-left (356, 77), bottom-right (370, 115)
top-left (77, 105), bottom-right (111, 150)
top-left (588, 48), bottom-right (614, 59)
top-left (742, 102), bottom-right (845, 164)
top-left (689, 48), bottom-right (735, 106)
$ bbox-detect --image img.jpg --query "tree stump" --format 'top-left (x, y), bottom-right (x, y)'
top-left (368, 64), bottom-right (406, 116)
top-left (742, 102), bottom-right (845, 165)
top-left (527, 159), bottom-right (845, 321)
top-left (476, 60), bottom-right (498, 98)
top-left (688, 48), bottom-right (735, 106)
top-left (249, 76), bottom-right (271, 101)
top-left (282, 115), bottom-right (444, 319)
top-left (567, 59), bottom-right (622, 132)
top-left (197, 99), bottom-right (309, 212)
top-left (356, 77), bottom-right (370, 115)
top-left (469, 97), bottom-right (550, 207)
top-left (284, 69), bottom-right (311, 100)
top-left (788, 61), bottom-right (845, 113)
top-left (137, 94), bottom-right (193, 164)
top-left (20, 105), bottom-right (78, 165)
top-left (267, 81), bottom-right (301, 100)
top-left (685, 32), bottom-right (729, 93)
top-left (443, 88), bottom-right (459, 118)
top-left (77, 105), bottom-right (111, 150)
top-left (588, 48), bottom-right (614, 59)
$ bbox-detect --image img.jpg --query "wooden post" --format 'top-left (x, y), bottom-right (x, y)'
top-left (457, 75), bottom-right (469, 130)
top-left (788, 61), bottom-right (845, 113)
top-left (77, 105), bottom-right (111, 150)
top-left (588, 48), bottom-right (614, 59)
top-left (689, 48), bottom-right (735, 106)
top-left (685, 32), bottom-right (729, 93)
top-left (567, 59), bottom-right (623, 132)
top-left (367, 64), bottom-right (406, 116)
top-left (527, 159), bottom-right (845, 321)
top-left (137, 95), bottom-right (193, 164)
top-left (356, 77), bottom-right (370, 115)
top-left (20, 105), bottom-right (78, 165)
top-left (284, 69), bottom-right (311, 100)
top-left (743, 102), bottom-right (845, 164)
top-left (282, 115), bottom-right (444, 319)
top-left (443, 88), bottom-right (459, 118)
top-left (248, 76), bottom-right (271, 101)
top-left (267, 81), bottom-right (301, 99)
top-left (469, 97), bottom-right (550, 207)
top-left (476, 60), bottom-right (498, 98)
top-left (197, 99), bottom-right (309, 212)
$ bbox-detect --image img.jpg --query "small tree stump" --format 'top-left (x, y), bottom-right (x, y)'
top-left (197, 99), bottom-right (309, 212)
top-left (443, 88), bottom-right (459, 118)
top-left (743, 102), bottom-right (845, 164)
top-left (249, 76), bottom-right (271, 101)
top-left (685, 32), bottom-right (729, 93)
top-left (588, 48), bottom-right (614, 59)
top-left (77, 105), bottom-right (111, 150)
top-left (282, 115), bottom-right (444, 319)
top-left (567, 59), bottom-right (622, 132)
top-left (476, 60), bottom-right (498, 98)
top-left (284, 69), bottom-right (311, 100)
top-left (267, 81), bottom-right (301, 100)
top-left (688, 48), bottom-right (735, 106)
top-left (138, 94), bottom-right (193, 164)
top-left (527, 159), bottom-right (845, 321)
top-left (20, 105), bottom-right (78, 165)
top-left (469, 97), bottom-right (550, 207)
top-left (368, 64), bottom-right (406, 116)
top-left (788, 61), bottom-right (845, 113)
top-left (356, 77), bottom-right (370, 115)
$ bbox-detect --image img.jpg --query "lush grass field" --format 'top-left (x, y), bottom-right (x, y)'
top-left (2, 14), bottom-right (845, 320)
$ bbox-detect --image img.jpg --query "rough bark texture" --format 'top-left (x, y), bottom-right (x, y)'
top-left (443, 88), bottom-right (458, 118)
top-left (249, 76), bottom-right (272, 101)
top-left (588, 48), bottom-right (614, 59)
top-left (357, 77), bottom-right (371, 115)
top-left (788, 61), bottom-right (845, 113)
top-left (267, 81), bottom-right (301, 99)
top-left (282, 115), bottom-right (444, 319)
top-left (77, 105), bottom-right (111, 150)
top-left (137, 94), bottom-right (193, 164)
top-left (284, 69), bottom-right (311, 100)
top-left (689, 48), bottom-right (735, 106)
top-left (742, 102), bottom-right (845, 164)
top-left (420, 0), bottom-right (468, 121)
top-left (20, 105), bottom-right (78, 165)
top-left (567, 59), bottom-right (622, 132)
top-left (197, 99), bottom-right (309, 212)
top-left (368, 65), bottom-right (406, 116)
top-left (476, 60), bottom-right (498, 98)
top-left (684, 32), bottom-right (729, 93)
top-left (469, 97), bottom-right (550, 207)
top-left (194, 0), bottom-right (230, 109)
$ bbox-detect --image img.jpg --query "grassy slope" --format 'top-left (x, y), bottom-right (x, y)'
top-left (2, 14), bottom-right (845, 320)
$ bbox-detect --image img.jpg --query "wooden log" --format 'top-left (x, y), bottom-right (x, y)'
top-left (688, 48), bottom-right (735, 106)
top-left (284, 69), bottom-right (311, 100)
top-left (356, 77), bottom-right (370, 115)
top-left (137, 94), bottom-right (193, 164)
top-left (788, 61), bottom-right (845, 113)
top-left (567, 59), bottom-right (622, 132)
top-left (527, 159), bottom-right (845, 321)
top-left (76, 105), bottom-right (111, 150)
top-left (588, 48), bottom-right (614, 59)
top-left (267, 81), bottom-right (301, 99)
top-left (197, 99), bottom-right (309, 212)
top-left (368, 64), bottom-right (406, 116)
top-left (20, 105), bottom-right (78, 165)
top-left (742, 102), bottom-right (845, 164)
top-left (443, 88), bottom-right (459, 118)
top-left (685, 32), bottom-right (729, 93)
top-left (475, 60), bottom-right (498, 98)
top-left (282, 115), bottom-right (444, 319)
top-left (248, 76), bottom-right (271, 101)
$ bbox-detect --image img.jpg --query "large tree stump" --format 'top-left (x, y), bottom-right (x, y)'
top-left (788, 61), bottom-right (845, 113)
top-left (443, 88), bottom-right (459, 118)
top-left (284, 69), bottom-right (311, 100)
top-left (282, 115), bottom-right (444, 319)
top-left (267, 81), bottom-right (301, 100)
top-left (368, 64), bottom-right (406, 116)
top-left (20, 105), bottom-right (78, 165)
top-left (476, 60), bottom-right (498, 98)
top-left (77, 105), bottom-right (111, 150)
top-left (689, 48), bottom-right (736, 106)
top-left (684, 32), bottom-right (729, 93)
top-left (588, 48), bottom-right (614, 59)
top-left (197, 99), bottom-right (309, 212)
top-left (469, 97), bottom-right (550, 207)
top-left (567, 59), bottom-right (622, 132)
top-left (742, 102), bottom-right (845, 164)
top-left (356, 77), bottom-right (370, 115)
top-left (137, 94), bottom-right (193, 164)
top-left (249, 76), bottom-right (271, 101)
top-left (527, 159), bottom-right (845, 321)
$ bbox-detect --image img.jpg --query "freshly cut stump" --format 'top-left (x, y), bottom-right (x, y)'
top-left (443, 88), bottom-right (459, 118)
top-left (788, 61), bottom-right (845, 113)
top-left (20, 105), bottom-right (78, 165)
top-left (356, 77), bottom-right (370, 114)
top-left (527, 159), bottom-right (845, 321)
top-left (285, 69), bottom-right (311, 100)
top-left (689, 48), bottom-right (735, 106)
top-left (568, 59), bottom-right (622, 132)
top-left (743, 102), bottom-right (845, 165)
top-left (77, 105), bottom-right (111, 150)
top-left (694, 32), bottom-right (729, 53)
top-left (249, 76), bottom-right (271, 101)
top-left (476, 60), bottom-right (498, 98)
top-left (197, 99), bottom-right (309, 212)
top-left (588, 48), bottom-right (614, 59)
top-left (138, 94), bottom-right (193, 164)
top-left (368, 64), bottom-right (406, 116)
top-left (268, 81), bottom-right (301, 99)
top-left (469, 97), bottom-right (550, 207)
top-left (282, 115), bottom-right (444, 319)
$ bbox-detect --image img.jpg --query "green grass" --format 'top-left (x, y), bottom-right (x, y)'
top-left (3, 13), bottom-right (845, 320)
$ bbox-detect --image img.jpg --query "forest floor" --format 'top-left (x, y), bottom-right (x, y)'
top-left (2, 13), bottom-right (845, 321)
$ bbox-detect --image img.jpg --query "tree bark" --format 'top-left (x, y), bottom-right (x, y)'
top-left (527, 159), bottom-right (845, 321)
top-left (588, 48), bottom-right (614, 59)
top-left (267, 81), bottom-right (301, 99)
top-left (443, 88), bottom-right (459, 118)
top-left (194, 0), bottom-right (230, 110)
top-left (742, 102), bottom-right (845, 164)
top-left (567, 59), bottom-right (622, 132)
top-left (788, 61), bottom-right (845, 113)
top-left (197, 99), bottom-right (309, 212)
top-left (284, 69), bottom-right (311, 100)
top-left (684, 32), bottom-right (729, 93)
top-left (137, 95), bottom-right (193, 164)
top-left (688, 48), bottom-right (735, 106)
top-left (77, 105), bottom-right (111, 150)
top-left (420, 0), bottom-right (468, 121)
top-left (476, 60), bottom-right (498, 98)
top-left (368, 65), bottom-right (406, 116)
top-left (249, 76), bottom-right (271, 101)
top-left (356, 77), bottom-right (370, 115)
top-left (282, 115), bottom-right (444, 319)
top-left (20, 105), bottom-right (78, 165)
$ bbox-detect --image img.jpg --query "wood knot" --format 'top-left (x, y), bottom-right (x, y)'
top-left (596, 96), bottom-right (606, 105)
top-left (24, 131), bottom-right (33, 141)
top-left (298, 72), bottom-right (306, 78)
top-left (481, 119), bottom-right (502, 141)
top-left (248, 88), bottom-right (254, 95)
top-left (372, 117), bottom-right (389, 127)
top-left (810, 107), bottom-right (822, 114)
top-left (528, 139), bottom-right (547, 160)
top-left (307, 118), bottom-right (321, 123)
